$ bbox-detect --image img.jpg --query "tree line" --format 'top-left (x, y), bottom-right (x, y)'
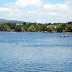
top-left (0, 22), bottom-right (72, 32)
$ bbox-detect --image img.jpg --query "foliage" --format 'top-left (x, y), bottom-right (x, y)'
top-left (27, 25), bottom-right (36, 32)
top-left (0, 22), bottom-right (72, 32)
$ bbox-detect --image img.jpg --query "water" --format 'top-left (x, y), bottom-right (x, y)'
top-left (0, 32), bottom-right (72, 72)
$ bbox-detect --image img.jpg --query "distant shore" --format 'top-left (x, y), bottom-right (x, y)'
top-left (0, 21), bottom-right (72, 32)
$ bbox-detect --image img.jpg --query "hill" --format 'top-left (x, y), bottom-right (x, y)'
top-left (0, 19), bottom-right (24, 24)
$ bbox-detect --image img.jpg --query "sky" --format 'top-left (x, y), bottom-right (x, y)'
top-left (0, 0), bottom-right (72, 23)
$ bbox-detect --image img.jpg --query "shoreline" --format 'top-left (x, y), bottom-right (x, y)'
top-left (0, 31), bottom-right (72, 33)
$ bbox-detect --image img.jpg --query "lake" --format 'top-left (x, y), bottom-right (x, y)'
top-left (0, 32), bottom-right (72, 72)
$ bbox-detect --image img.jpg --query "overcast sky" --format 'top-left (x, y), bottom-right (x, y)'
top-left (0, 0), bottom-right (72, 23)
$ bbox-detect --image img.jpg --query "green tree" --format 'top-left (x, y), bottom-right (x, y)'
top-left (56, 24), bottom-right (66, 32)
top-left (0, 24), bottom-right (11, 31)
top-left (15, 25), bottom-right (21, 32)
top-left (46, 27), bottom-right (52, 32)
top-left (0, 24), bottom-right (6, 31)
top-left (65, 26), bottom-right (72, 32)
top-left (21, 26), bottom-right (26, 32)
top-left (27, 25), bottom-right (36, 32)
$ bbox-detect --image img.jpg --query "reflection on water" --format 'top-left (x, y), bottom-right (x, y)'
top-left (0, 32), bottom-right (72, 72)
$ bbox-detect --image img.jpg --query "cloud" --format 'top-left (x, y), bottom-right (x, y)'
top-left (65, 0), bottom-right (72, 5)
top-left (16, 0), bottom-right (42, 7)
top-left (43, 1), bottom-right (72, 22)
top-left (43, 3), bottom-right (69, 14)
top-left (0, 0), bottom-right (72, 23)
top-left (5, 0), bottom-right (42, 9)
top-left (0, 7), bottom-right (11, 12)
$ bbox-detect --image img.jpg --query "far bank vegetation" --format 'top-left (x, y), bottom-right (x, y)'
top-left (0, 21), bottom-right (72, 32)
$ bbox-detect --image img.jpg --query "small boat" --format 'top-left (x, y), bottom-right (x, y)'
top-left (60, 35), bottom-right (69, 37)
